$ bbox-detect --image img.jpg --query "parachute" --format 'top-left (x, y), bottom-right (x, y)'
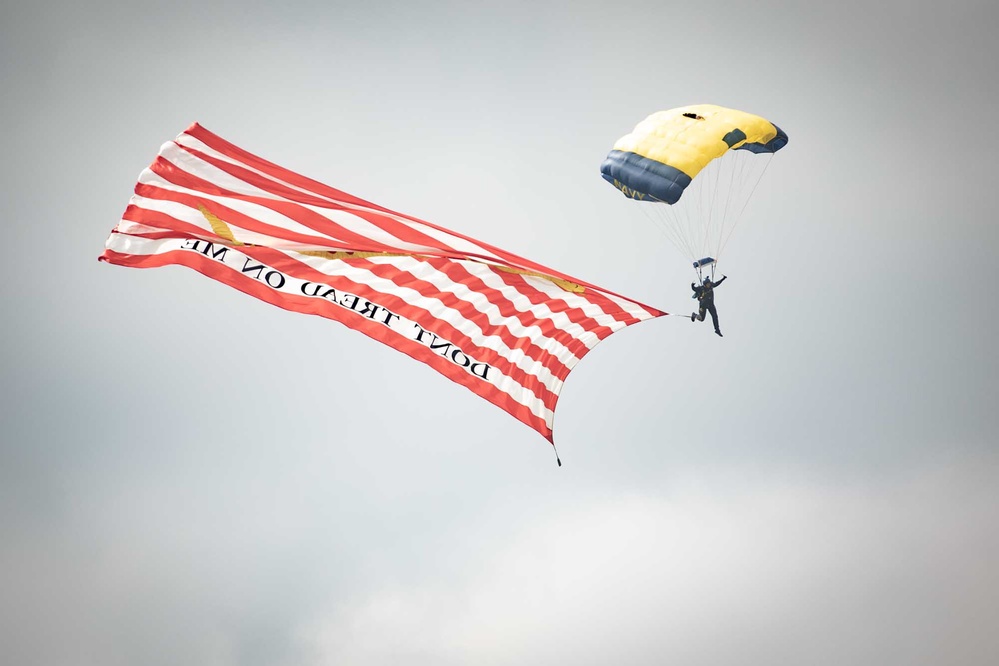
top-left (601, 104), bottom-right (787, 280)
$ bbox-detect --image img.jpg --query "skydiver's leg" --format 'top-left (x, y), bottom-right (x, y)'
top-left (695, 304), bottom-right (706, 322)
top-left (708, 305), bottom-right (721, 335)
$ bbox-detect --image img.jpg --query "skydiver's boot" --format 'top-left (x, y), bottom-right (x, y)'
top-left (715, 329), bottom-right (723, 337)
top-left (691, 313), bottom-right (696, 322)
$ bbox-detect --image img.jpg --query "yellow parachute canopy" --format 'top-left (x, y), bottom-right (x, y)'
top-left (601, 104), bottom-right (788, 272)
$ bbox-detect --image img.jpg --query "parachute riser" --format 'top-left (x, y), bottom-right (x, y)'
top-left (692, 256), bottom-right (717, 283)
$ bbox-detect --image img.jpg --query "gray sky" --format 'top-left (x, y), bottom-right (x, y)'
top-left (2, 1), bottom-right (998, 664)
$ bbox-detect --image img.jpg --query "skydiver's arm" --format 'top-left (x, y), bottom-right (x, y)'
top-left (714, 275), bottom-right (727, 287)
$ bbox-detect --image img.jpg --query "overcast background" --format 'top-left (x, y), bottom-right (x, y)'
top-left (2, 1), bottom-right (998, 664)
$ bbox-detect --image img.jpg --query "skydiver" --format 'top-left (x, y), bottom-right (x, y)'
top-left (690, 275), bottom-right (727, 337)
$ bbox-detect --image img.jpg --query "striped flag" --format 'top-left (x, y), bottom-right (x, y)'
top-left (100, 123), bottom-right (665, 444)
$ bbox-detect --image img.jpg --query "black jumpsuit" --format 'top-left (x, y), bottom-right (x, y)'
top-left (692, 276), bottom-right (727, 335)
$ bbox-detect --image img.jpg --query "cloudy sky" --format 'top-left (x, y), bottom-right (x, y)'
top-left (2, 1), bottom-right (997, 664)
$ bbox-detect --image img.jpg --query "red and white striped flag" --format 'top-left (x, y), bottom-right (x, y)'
top-left (100, 123), bottom-right (665, 444)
